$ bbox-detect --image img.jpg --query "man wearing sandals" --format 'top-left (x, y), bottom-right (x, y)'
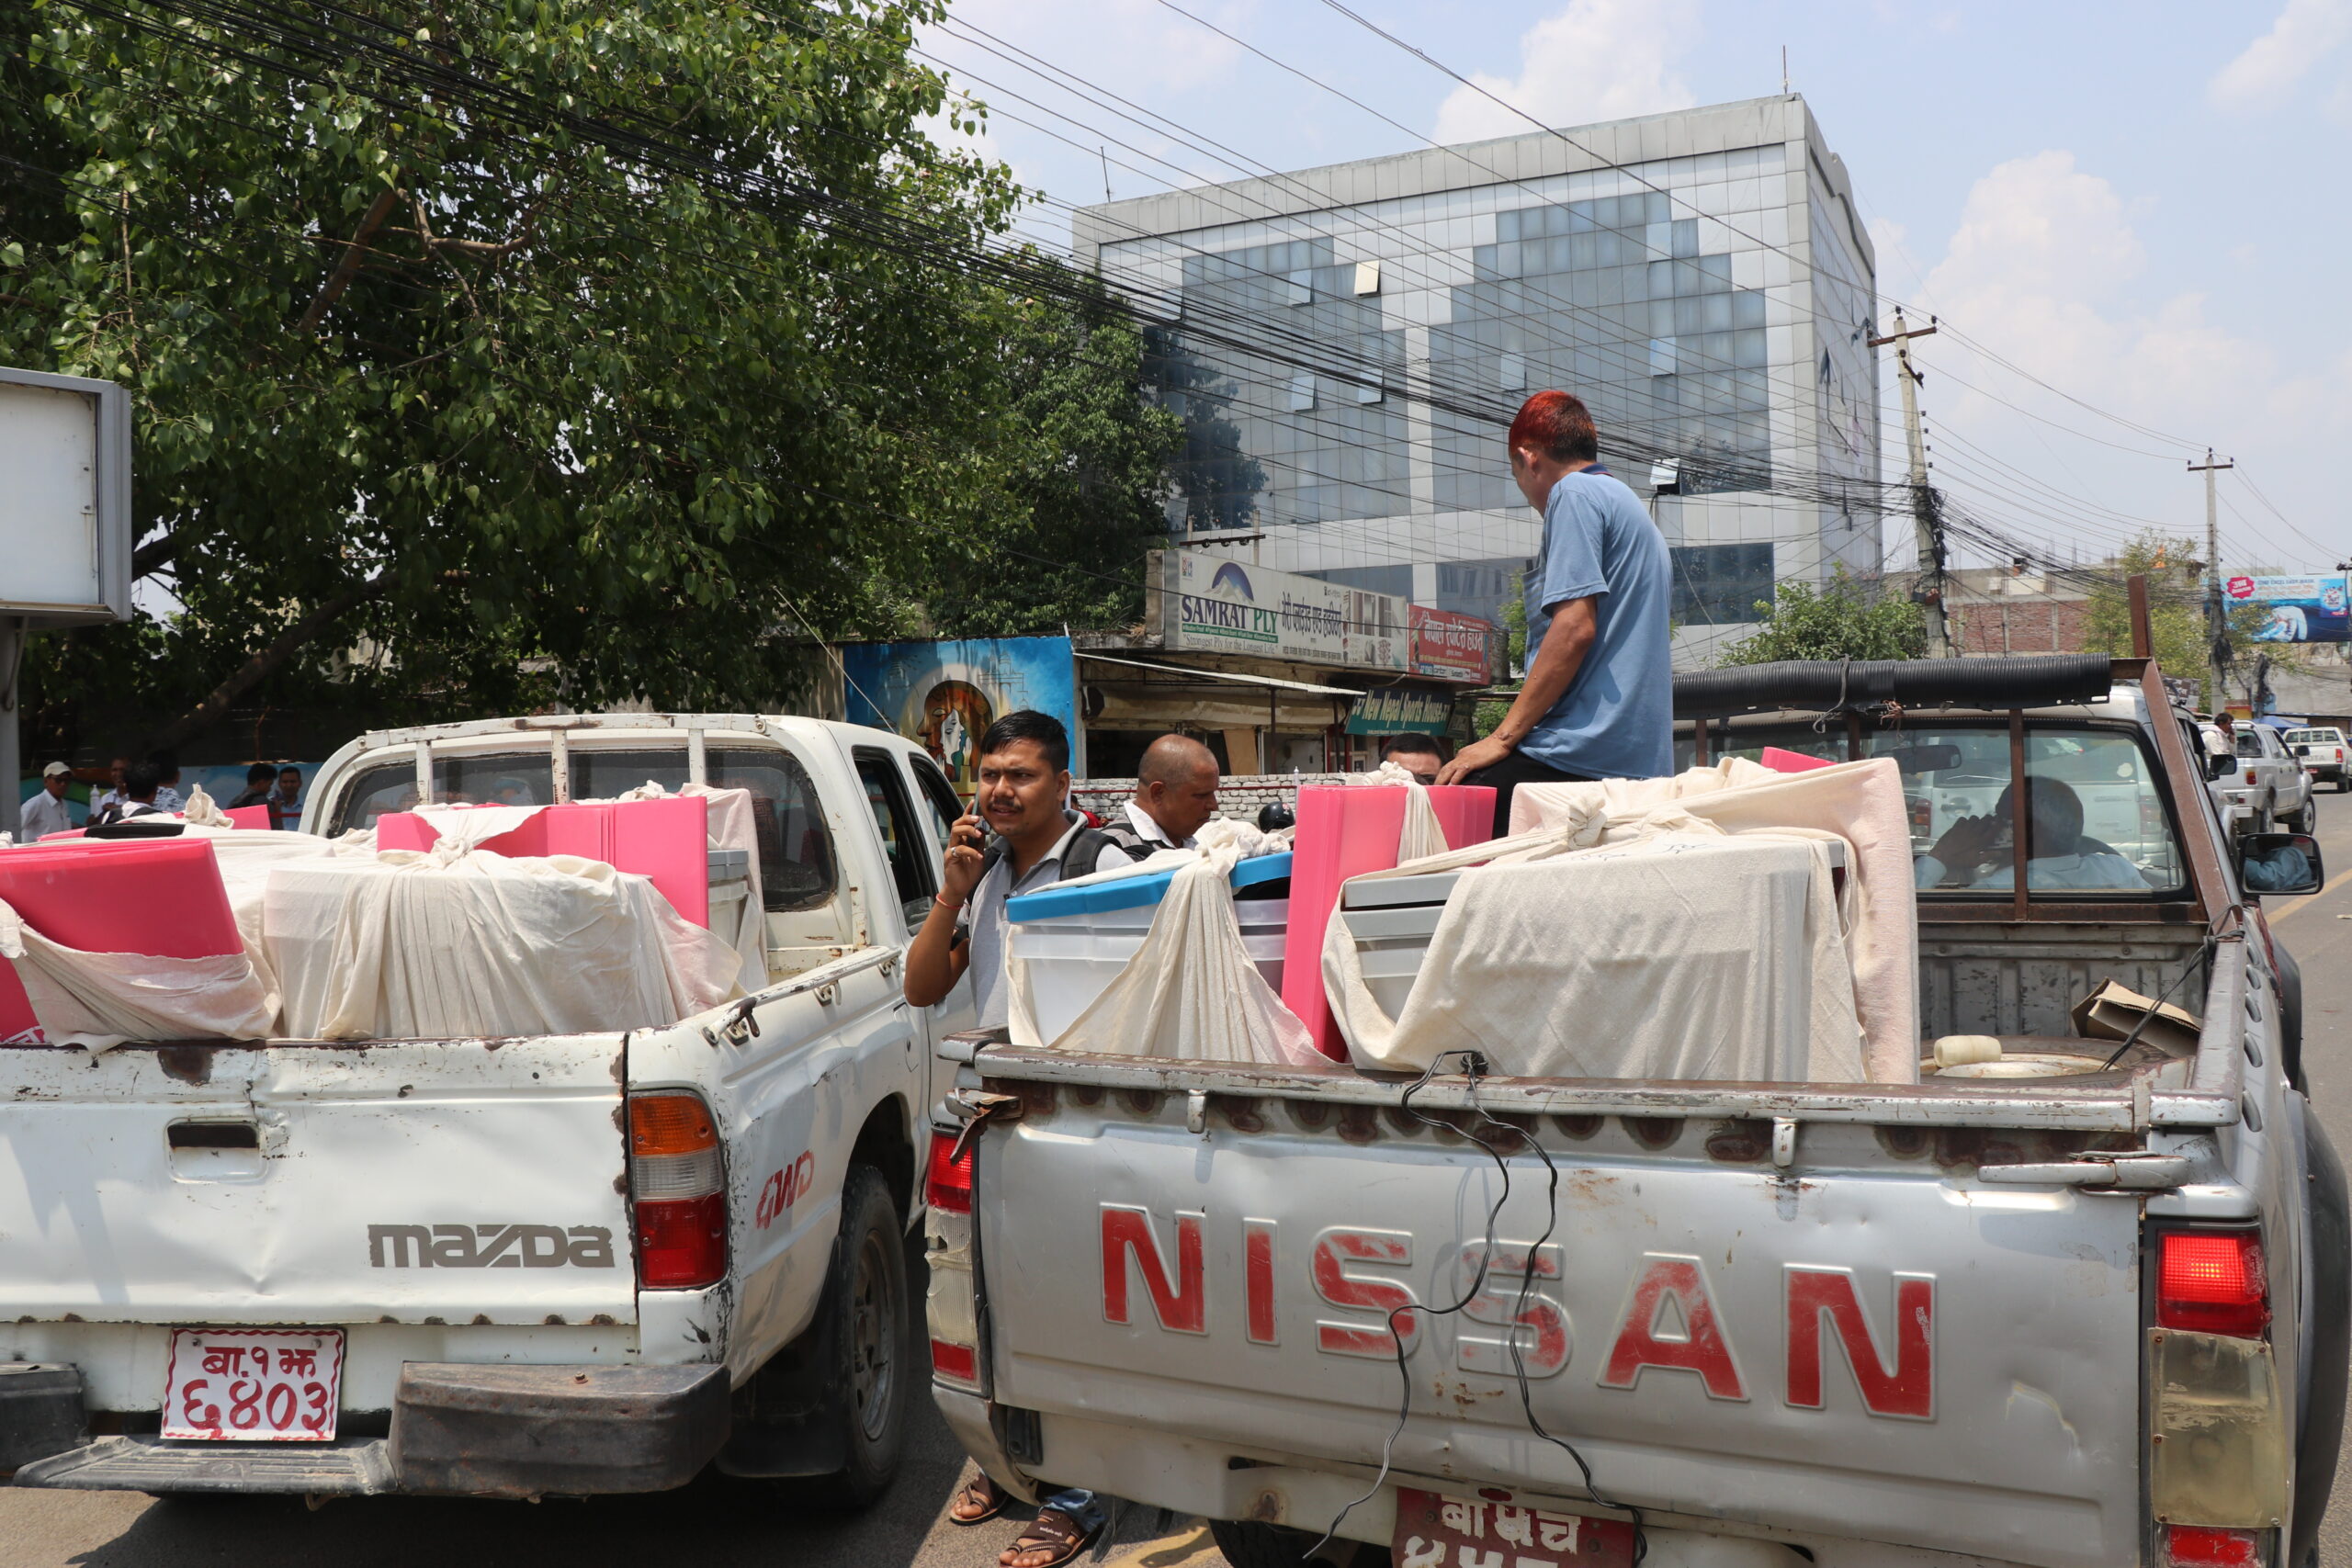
top-left (903, 708), bottom-right (1113, 1566)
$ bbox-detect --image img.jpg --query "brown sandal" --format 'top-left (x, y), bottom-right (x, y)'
top-left (949, 1474), bottom-right (1006, 1525)
top-left (1001, 1507), bottom-right (1095, 1568)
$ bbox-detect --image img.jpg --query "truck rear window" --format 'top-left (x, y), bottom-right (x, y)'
top-left (1678, 720), bottom-right (2185, 897)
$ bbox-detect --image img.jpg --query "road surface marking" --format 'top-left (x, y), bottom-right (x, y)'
top-left (1096, 1523), bottom-right (1217, 1568)
top-left (2271, 864), bottom-right (2352, 923)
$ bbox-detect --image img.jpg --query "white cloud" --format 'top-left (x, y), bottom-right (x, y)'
top-left (2209, 0), bottom-right (2352, 110)
top-left (1430, 0), bottom-right (1699, 147)
top-left (1913, 152), bottom-right (2350, 562)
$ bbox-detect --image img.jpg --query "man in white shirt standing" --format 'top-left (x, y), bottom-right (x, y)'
top-left (1106, 734), bottom-right (1221, 855)
top-left (18, 762), bottom-right (75, 840)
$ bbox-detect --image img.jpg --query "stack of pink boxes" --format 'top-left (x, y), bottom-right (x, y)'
top-left (0, 840), bottom-right (244, 1042)
top-left (372, 797), bottom-right (718, 927)
top-left (1279, 784), bottom-right (1495, 1061)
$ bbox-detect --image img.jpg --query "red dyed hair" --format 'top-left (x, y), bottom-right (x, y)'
top-left (1508, 389), bottom-right (1599, 464)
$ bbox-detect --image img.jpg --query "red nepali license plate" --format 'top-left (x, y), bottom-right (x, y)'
top-left (161, 1328), bottom-right (345, 1441)
top-left (1392, 1486), bottom-right (1634, 1568)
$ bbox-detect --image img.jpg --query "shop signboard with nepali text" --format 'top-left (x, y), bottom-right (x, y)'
top-left (1164, 551), bottom-right (1405, 672)
top-left (2225, 575), bottom-right (2349, 643)
top-left (840, 636), bottom-right (1080, 795)
top-left (1344, 686), bottom-right (1455, 736)
top-left (1410, 605), bottom-right (1498, 682)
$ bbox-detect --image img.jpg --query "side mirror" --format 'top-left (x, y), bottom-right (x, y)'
top-left (2239, 832), bottom-right (2324, 897)
top-left (2206, 752), bottom-right (2236, 781)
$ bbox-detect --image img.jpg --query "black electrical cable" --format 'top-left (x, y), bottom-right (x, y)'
top-left (1307, 1050), bottom-right (1645, 1564)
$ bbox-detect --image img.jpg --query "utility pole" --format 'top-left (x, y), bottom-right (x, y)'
top-left (1868, 311), bottom-right (1949, 656)
top-left (2188, 448), bottom-right (2234, 712)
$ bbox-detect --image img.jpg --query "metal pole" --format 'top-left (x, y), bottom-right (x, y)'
top-left (1869, 312), bottom-right (1948, 657)
top-left (0, 618), bottom-right (22, 838)
top-left (2188, 448), bottom-right (2234, 711)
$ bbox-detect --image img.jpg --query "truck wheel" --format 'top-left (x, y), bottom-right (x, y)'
top-left (835, 1167), bottom-right (911, 1506)
top-left (1208, 1519), bottom-right (1373, 1567)
top-left (2284, 797), bottom-right (2313, 834)
top-left (718, 1164), bottom-right (911, 1509)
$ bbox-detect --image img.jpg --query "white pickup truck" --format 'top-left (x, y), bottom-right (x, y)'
top-left (928, 656), bottom-right (2349, 1568)
top-left (0, 714), bottom-right (974, 1503)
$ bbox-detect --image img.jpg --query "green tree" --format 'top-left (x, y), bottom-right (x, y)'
top-left (2, 0), bottom-right (1032, 752)
top-left (2079, 531), bottom-right (2290, 708)
top-left (1717, 569), bottom-right (1926, 665)
top-left (920, 280), bottom-right (1185, 637)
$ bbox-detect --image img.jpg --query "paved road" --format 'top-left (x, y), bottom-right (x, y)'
top-left (10, 796), bottom-right (2352, 1568)
top-left (2278, 788), bottom-right (2352, 1565)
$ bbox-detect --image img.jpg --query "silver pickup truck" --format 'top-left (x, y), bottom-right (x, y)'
top-left (927, 654), bottom-right (2346, 1568)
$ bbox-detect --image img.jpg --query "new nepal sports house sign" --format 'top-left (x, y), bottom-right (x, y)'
top-left (1163, 550), bottom-right (1406, 672)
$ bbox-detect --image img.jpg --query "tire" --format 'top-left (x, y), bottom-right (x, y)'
top-left (721, 1164), bottom-right (912, 1509)
top-left (2284, 799), bottom-right (2313, 835)
top-left (817, 1164), bottom-right (912, 1509)
top-left (1208, 1519), bottom-right (1374, 1567)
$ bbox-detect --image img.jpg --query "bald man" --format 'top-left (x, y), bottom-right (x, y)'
top-left (1108, 734), bottom-right (1222, 854)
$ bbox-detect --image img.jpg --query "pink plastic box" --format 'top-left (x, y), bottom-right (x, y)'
top-left (0, 840), bottom-right (243, 1041)
top-left (374, 797), bottom-right (715, 927)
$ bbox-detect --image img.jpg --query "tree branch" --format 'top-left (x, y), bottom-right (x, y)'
top-left (140, 581), bottom-right (385, 753)
top-left (131, 531), bottom-right (176, 581)
top-left (294, 186), bottom-right (401, 335)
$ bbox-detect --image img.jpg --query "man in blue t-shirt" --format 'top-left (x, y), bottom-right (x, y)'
top-left (1438, 389), bottom-right (1673, 836)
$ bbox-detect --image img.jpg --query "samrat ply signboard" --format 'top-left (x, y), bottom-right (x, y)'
top-left (1163, 551), bottom-right (1404, 671)
top-left (2226, 575), bottom-right (2349, 643)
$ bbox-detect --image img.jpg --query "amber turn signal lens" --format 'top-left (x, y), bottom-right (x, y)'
top-left (630, 1092), bottom-right (718, 1157)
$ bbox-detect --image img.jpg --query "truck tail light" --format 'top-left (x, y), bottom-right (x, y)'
top-left (2245, 769), bottom-right (2257, 786)
top-left (930, 1339), bottom-right (979, 1383)
top-left (926, 1130), bottom-right (975, 1214)
top-left (2164, 1526), bottom-right (2261, 1566)
top-left (2156, 1229), bottom-right (2267, 1337)
top-left (629, 1090), bottom-right (726, 1289)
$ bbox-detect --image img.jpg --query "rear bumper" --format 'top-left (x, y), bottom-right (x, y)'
top-left (11, 1362), bottom-right (729, 1498)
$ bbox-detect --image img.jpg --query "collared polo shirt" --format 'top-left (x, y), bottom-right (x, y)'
top-left (961, 811), bottom-right (1134, 1030)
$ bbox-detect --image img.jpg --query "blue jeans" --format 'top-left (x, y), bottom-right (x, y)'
top-left (1038, 1486), bottom-right (1104, 1536)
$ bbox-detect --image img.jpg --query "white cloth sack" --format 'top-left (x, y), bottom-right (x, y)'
top-left (1006, 836), bottom-right (1322, 1066)
top-left (1509, 756), bottom-right (1918, 1082)
top-left (1322, 824), bottom-right (1869, 1083)
top-left (1352, 761), bottom-right (1449, 859)
top-left (0, 896), bottom-right (276, 1050)
top-left (266, 851), bottom-right (742, 1041)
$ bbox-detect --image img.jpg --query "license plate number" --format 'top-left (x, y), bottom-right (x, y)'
top-left (162, 1328), bottom-right (344, 1441)
top-left (1393, 1487), bottom-right (1634, 1568)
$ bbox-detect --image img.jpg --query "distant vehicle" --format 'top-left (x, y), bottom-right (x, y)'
top-left (2209, 722), bottom-right (2316, 834)
top-left (2285, 727), bottom-right (2348, 793)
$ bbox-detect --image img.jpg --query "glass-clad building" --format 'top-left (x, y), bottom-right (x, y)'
top-left (1073, 96), bottom-right (1881, 668)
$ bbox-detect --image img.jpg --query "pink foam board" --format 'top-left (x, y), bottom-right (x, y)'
top-left (1424, 785), bottom-right (1498, 851)
top-left (1282, 786), bottom-right (1408, 1060)
top-left (371, 798), bottom-right (714, 926)
top-left (0, 840), bottom-right (241, 1041)
top-left (1759, 747), bottom-right (1837, 774)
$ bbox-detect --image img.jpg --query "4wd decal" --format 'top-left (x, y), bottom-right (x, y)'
top-left (368, 1224), bottom-right (616, 1269)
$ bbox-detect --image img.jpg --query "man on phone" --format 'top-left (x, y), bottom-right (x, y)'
top-left (902, 709), bottom-right (1129, 1566)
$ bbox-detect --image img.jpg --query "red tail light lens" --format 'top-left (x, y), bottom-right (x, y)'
top-left (636, 1191), bottom-right (727, 1288)
top-left (926, 1131), bottom-right (975, 1214)
top-left (930, 1338), bottom-right (978, 1383)
top-left (2164, 1525), bottom-right (2260, 1566)
top-left (2157, 1230), bottom-right (2267, 1337)
top-left (2245, 769), bottom-right (2257, 785)
top-left (629, 1091), bottom-right (726, 1290)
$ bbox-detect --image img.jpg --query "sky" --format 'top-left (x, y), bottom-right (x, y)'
top-left (916, 0), bottom-right (2352, 580)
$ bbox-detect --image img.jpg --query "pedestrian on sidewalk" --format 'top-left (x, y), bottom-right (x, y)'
top-left (1438, 389), bottom-right (1672, 835)
top-left (19, 762), bottom-right (75, 840)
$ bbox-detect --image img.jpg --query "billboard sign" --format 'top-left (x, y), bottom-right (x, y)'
top-left (2225, 575), bottom-right (2349, 643)
top-left (1409, 605), bottom-right (1496, 682)
top-left (1343, 685), bottom-right (1455, 736)
top-left (839, 636), bottom-right (1079, 794)
top-left (1, 366), bottom-right (132, 626)
top-left (1166, 551), bottom-right (1406, 672)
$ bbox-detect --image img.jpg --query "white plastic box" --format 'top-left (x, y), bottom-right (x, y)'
top-left (707, 846), bottom-right (751, 940)
top-left (1008, 852), bottom-right (1291, 1043)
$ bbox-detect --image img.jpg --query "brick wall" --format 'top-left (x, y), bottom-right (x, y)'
top-left (1953, 598), bottom-right (2092, 655)
top-left (1071, 773), bottom-right (1351, 825)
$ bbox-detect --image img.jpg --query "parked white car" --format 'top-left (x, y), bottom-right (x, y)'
top-left (2285, 726), bottom-right (2349, 793)
top-left (0, 715), bottom-right (974, 1504)
top-left (2221, 722), bottom-right (2316, 834)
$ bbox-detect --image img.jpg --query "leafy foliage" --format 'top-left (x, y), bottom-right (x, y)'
top-left (1716, 569), bottom-right (1927, 666)
top-left (2, 0), bottom-right (1168, 755)
top-left (2078, 531), bottom-right (2290, 707)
